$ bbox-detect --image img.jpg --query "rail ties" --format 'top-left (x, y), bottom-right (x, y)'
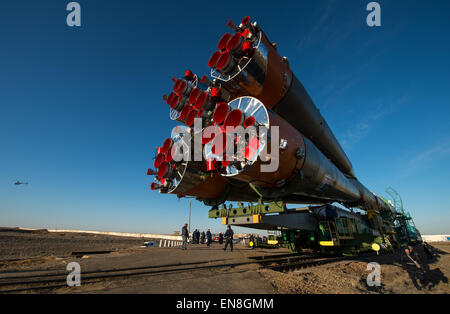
top-left (0, 252), bottom-right (367, 293)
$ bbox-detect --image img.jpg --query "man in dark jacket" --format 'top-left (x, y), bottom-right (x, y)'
top-left (206, 229), bottom-right (212, 247)
top-left (196, 230), bottom-right (200, 244)
top-left (181, 223), bottom-right (188, 250)
top-left (201, 231), bottom-right (205, 244)
top-left (223, 225), bottom-right (234, 251)
top-left (249, 234), bottom-right (255, 250)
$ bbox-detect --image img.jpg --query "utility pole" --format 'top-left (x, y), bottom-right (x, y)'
top-left (188, 199), bottom-right (191, 235)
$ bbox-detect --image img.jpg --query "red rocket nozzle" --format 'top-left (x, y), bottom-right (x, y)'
top-left (157, 162), bottom-right (168, 179)
top-left (154, 152), bottom-right (165, 169)
top-left (213, 102), bottom-right (229, 124)
top-left (147, 168), bottom-right (157, 176)
top-left (184, 70), bottom-right (194, 81)
top-left (189, 88), bottom-right (200, 104)
top-left (208, 51), bottom-right (222, 68)
top-left (210, 87), bottom-right (221, 99)
top-left (221, 154), bottom-right (231, 168)
top-left (165, 146), bottom-right (174, 163)
top-left (242, 41), bottom-right (254, 56)
top-left (162, 138), bottom-right (173, 154)
top-left (194, 91), bottom-right (207, 110)
top-left (180, 104), bottom-right (191, 120)
top-left (226, 32), bottom-right (243, 52)
top-left (218, 33), bottom-right (231, 51)
top-left (224, 109), bottom-right (243, 130)
top-left (167, 92), bottom-right (175, 105)
top-left (206, 159), bottom-right (216, 172)
top-left (244, 137), bottom-right (260, 160)
top-left (200, 75), bottom-right (213, 87)
top-left (151, 182), bottom-right (162, 191)
top-left (170, 94), bottom-right (179, 109)
top-left (227, 19), bottom-right (240, 32)
top-left (243, 116), bottom-right (256, 128)
top-left (173, 79), bottom-right (182, 92)
top-left (217, 51), bottom-right (232, 71)
top-left (186, 108), bottom-right (197, 126)
top-left (196, 108), bottom-right (204, 117)
top-left (241, 16), bottom-right (251, 26)
top-left (242, 28), bottom-right (250, 39)
top-left (177, 80), bottom-right (187, 95)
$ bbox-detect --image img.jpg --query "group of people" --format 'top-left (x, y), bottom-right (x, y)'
top-left (181, 224), bottom-right (235, 251)
top-left (191, 229), bottom-right (212, 246)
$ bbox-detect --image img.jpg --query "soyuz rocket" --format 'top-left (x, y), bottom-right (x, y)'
top-left (148, 16), bottom-right (391, 214)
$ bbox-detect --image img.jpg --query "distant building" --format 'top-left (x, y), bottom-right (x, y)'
top-left (422, 235), bottom-right (450, 242)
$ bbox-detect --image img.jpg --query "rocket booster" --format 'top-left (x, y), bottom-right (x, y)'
top-left (148, 16), bottom-right (390, 213)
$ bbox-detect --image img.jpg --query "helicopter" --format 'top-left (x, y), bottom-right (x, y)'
top-left (13, 181), bottom-right (28, 186)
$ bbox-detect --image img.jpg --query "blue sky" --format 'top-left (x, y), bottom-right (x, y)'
top-left (1, 0), bottom-right (449, 235)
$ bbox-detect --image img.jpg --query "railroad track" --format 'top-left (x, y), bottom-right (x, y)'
top-left (0, 253), bottom-right (350, 293)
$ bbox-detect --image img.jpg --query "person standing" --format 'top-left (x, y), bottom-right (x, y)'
top-left (249, 234), bottom-right (255, 250)
top-left (192, 229), bottom-right (198, 244)
top-left (201, 231), bottom-right (205, 244)
top-left (181, 223), bottom-right (189, 250)
top-left (223, 225), bottom-right (234, 252)
top-left (206, 229), bottom-right (212, 247)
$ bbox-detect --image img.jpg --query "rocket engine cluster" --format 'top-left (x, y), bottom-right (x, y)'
top-left (147, 16), bottom-right (391, 213)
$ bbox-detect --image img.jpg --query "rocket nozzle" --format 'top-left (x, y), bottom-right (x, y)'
top-left (189, 88), bottom-right (200, 105)
top-left (147, 168), bottom-right (157, 176)
top-left (180, 105), bottom-right (191, 120)
top-left (221, 154), bottom-right (231, 168)
top-left (227, 19), bottom-right (240, 32)
top-left (151, 182), bottom-right (163, 191)
top-left (206, 159), bottom-right (216, 171)
top-left (200, 75), bottom-right (213, 87)
top-left (167, 92), bottom-right (175, 105)
top-left (194, 91), bottom-right (212, 110)
top-left (184, 70), bottom-right (194, 81)
top-left (208, 51), bottom-right (222, 68)
top-left (242, 41), bottom-right (254, 57)
top-left (218, 33), bottom-right (231, 51)
top-left (210, 87), bottom-right (221, 99)
top-left (158, 162), bottom-right (174, 179)
top-left (243, 116), bottom-right (256, 128)
top-left (224, 109), bottom-right (243, 130)
top-left (186, 108), bottom-right (198, 126)
top-left (173, 79), bottom-right (182, 92)
top-left (217, 51), bottom-right (236, 73)
top-left (170, 94), bottom-right (179, 109)
top-left (154, 152), bottom-right (165, 169)
top-left (241, 16), bottom-right (251, 28)
top-left (226, 32), bottom-right (244, 54)
top-left (213, 102), bottom-right (230, 124)
top-left (162, 138), bottom-right (173, 154)
top-left (196, 108), bottom-right (204, 118)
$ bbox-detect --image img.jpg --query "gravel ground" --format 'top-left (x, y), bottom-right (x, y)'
top-left (1, 227), bottom-right (449, 294)
top-left (0, 227), bottom-right (152, 261)
top-left (259, 242), bottom-right (450, 294)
